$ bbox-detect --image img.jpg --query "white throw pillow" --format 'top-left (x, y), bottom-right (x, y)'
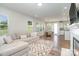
top-left (4, 36), bottom-right (13, 44)
top-left (20, 35), bottom-right (27, 39)
top-left (0, 37), bottom-right (4, 46)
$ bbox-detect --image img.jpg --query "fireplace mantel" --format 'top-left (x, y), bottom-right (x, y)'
top-left (69, 23), bottom-right (79, 55)
top-left (71, 29), bottom-right (79, 41)
top-left (69, 23), bottom-right (79, 41)
top-left (72, 29), bottom-right (79, 56)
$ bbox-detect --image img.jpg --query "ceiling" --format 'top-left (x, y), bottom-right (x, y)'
top-left (0, 3), bottom-right (71, 20)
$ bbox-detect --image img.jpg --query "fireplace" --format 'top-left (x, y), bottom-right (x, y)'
top-left (73, 37), bottom-right (79, 56)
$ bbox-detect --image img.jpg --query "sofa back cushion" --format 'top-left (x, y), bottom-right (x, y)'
top-left (27, 33), bottom-right (31, 37)
top-left (15, 33), bottom-right (20, 39)
top-left (0, 37), bottom-right (5, 46)
top-left (20, 35), bottom-right (27, 39)
top-left (31, 32), bottom-right (37, 37)
top-left (11, 34), bottom-right (17, 40)
top-left (4, 36), bottom-right (13, 44)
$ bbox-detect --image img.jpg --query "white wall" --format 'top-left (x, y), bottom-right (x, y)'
top-left (0, 6), bottom-right (39, 34)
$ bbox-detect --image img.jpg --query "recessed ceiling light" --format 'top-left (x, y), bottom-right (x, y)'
top-left (37, 3), bottom-right (42, 6)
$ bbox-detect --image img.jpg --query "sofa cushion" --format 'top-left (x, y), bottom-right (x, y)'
top-left (4, 36), bottom-right (13, 44)
top-left (20, 35), bottom-right (27, 39)
top-left (15, 33), bottom-right (20, 39)
top-left (0, 37), bottom-right (4, 46)
top-left (27, 33), bottom-right (31, 37)
top-left (11, 34), bottom-right (17, 40)
top-left (0, 40), bottom-right (28, 56)
top-left (31, 32), bottom-right (37, 37)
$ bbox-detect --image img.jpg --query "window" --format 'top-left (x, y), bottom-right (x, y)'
top-left (47, 23), bottom-right (52, 31)
top-left (0, 15), bottom-right (8, 36)
top-left (36, 23), bottom-right (44, 32)
top-left (27, 21), bottom-right (33, 32)
top-left (36, 23), bottom-right (40, 32)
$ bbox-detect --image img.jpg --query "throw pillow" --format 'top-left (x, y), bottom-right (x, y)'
top-left (20, 35), bottom-right (27, 39)
top-left (0, 37), bottom-right (5, 46)
top-left (4, 36), bottom-right (13, 44)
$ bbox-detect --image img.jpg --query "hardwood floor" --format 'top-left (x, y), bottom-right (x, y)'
top-left (60, 39), bottom-right (70, 49)
top-left (59, 35), bottom-right (70, 49)
top-left (48, 35), bottom-right (70, 56)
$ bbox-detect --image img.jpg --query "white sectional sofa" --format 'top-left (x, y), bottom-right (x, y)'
top-left (0, 40), bottom-right (29, 56)
top-left (0, 36), bottom-right (29, 56)
top-left (0, 32), bottom-right (41, 56)
top-left (19, 32), bottom-right (40, 43)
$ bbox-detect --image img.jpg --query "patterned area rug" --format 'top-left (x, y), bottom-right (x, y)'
top-left (28, 39), bottom-right (53, 56)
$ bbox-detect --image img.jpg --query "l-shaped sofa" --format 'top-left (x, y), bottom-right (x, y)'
top-left (0, 32), bottom-right (44, 56)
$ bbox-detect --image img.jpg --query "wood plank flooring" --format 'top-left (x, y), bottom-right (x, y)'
top-left (59, 35), bottom-right (70, 49)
